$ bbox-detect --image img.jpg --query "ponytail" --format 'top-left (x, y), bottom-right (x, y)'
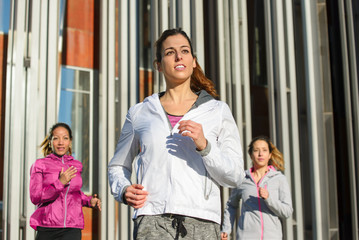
top-left (268, 142), bottom-right (284, 171)
top-left (190, 59), bottom-right (218, 98)
top-left (40, 135), bottom-right (53, 157)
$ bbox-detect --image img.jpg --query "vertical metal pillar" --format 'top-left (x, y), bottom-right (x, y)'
top-left (283, 0), bottom-right (304, 238)
top-left (338, 1), bottom-right (359, 239)
top-left (301, 0), bottom-right (325, 238)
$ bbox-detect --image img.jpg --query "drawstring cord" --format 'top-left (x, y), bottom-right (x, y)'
top-left (171, 215), bottom-right (187, 239)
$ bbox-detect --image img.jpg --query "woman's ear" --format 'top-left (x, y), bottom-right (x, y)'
top-left (156, 62), bottom-right (162, 72)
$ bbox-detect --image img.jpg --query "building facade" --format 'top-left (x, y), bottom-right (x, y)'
top-left (0, 0), bottom-right (358, 239)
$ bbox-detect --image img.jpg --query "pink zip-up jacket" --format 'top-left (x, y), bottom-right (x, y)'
top-left (29, 153), bottom-right (92, 230)
top-left (221, 166), bottom-right (293, 240)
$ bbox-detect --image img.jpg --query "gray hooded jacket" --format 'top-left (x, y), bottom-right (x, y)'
top-left (222, 166), bottom-right (293, 240)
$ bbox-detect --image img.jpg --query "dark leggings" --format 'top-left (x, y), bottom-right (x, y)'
top-left (35, 227), bottom-right (81, 240)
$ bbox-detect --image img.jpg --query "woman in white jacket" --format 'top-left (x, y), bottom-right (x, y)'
top-left (221, 136), bottom-right (293, 240)
top-left (108, 28), bottom-right (245, 240)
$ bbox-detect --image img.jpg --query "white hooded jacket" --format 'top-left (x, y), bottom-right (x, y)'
top-left (108, 90), bottom-right (245, 224)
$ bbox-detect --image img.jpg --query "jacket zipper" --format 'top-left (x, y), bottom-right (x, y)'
top-left (163, 106), bottom-right (215, 203)
top-left (257, 181), bottom-right (264, 240)
top-left (163, 108), bottom-right (211, 200)
top-left (251, 170), bottom-right (269, 240)
top-left (62, 156), bottom-right (70, 228)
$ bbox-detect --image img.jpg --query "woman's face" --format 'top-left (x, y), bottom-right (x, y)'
top-left (250, 140), bottom-right (272, 169)
top-left (157, 34), bottom-right (196, 85)
top-left (51, 126), bottom-right (71, 156)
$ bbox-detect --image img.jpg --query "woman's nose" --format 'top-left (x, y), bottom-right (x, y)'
top-left (175, 52), bottom-right (182, 61)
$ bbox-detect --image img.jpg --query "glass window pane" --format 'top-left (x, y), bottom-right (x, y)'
top-left (61, 67), bottom-right (90, 91)
top-left (58, 66), bottom-right (91, 192)
top-left (0, 0), bottom-right (11, 33)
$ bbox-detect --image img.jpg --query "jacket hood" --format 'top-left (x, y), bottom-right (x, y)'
top-left (153, 90), bottom-right (214, 109)
top-left (191, 90), bottom-right (214, 108)
top-left (246, 165), bottom-right (282, 179)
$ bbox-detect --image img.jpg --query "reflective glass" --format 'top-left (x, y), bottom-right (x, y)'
top-left (0, 0), bottom-right (11, 33)
top-left (59, 66), bottom-right (91, 192)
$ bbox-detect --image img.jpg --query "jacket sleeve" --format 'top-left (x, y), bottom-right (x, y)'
top-left (264, 175), bottom-right (293, 218)
top-left (81, 192), bottom-right (93, 207)
top-left (202, 103), bottom-right (245, 188)
top-left (29, 161), bottom-right (65, 205)
top-left (221, 188), bottom-right (241, 234)
top-left (108, 110), bottom-right (139, 203)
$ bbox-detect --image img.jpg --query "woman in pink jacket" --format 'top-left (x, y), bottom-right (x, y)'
top-left (30, 122), bottom-right (101, 240)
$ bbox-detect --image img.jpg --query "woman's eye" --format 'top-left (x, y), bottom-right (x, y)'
top-left (165, 51), bottom-right (174, 56)
top-left (182, 49), bottom-right (190, 54)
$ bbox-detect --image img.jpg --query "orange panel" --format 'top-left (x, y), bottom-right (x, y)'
top-left (0, 34), bottom-right (6, 85)
top-left (82, 207), bottom-right (93, 240)
top-left (63, 0), bottom-right (97, 68)
top-left (139, 69), bottom-right (154, 102)
top-left (64, 28), bottom-right (94, 68)
top-left (0, 34), bottom-right (8, 201)
top-left (67, 0), bottom-right (94, 32)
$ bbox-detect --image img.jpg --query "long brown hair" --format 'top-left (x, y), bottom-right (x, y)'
top-left (248, 136), bottom-right (285, 171)
top-left (154, 28), bottom-right (219, 98)
top-left (40, 122), bottom-right (73, 157)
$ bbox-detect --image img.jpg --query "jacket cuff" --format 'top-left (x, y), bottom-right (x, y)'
top-left (196, 140), bottom-right (211, 156)
top-left (54, 179), bottom-right (66, 190)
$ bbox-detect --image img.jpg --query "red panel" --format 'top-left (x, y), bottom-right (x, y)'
top-left (0, 34), bottom-right (8, 201)
top-left (139, 69), bottom-right (154, 102)
top-left (62, 0), bottom-right (96, 68)
top-left (67, 0), bottom-right (94, 32)
top-left (64, 28), bottom-right (94, 68)
top-left (82, 207), bottom-right (93, 240)
top-left (0, 35), bottom-right (7, 85)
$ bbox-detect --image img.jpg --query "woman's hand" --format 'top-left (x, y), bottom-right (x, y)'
top-left (125, 184), bottom-right (149, 209)
top-left (259, 187), bottom-right (269, 199)
top-left (91, 194), bottom-right (102, 211)
top-left (59, 166), bottom-right (77, 185)
top-left (221, 232), bottom-right (228, 240)
top-left (178, 120), bottom-right (207, 151)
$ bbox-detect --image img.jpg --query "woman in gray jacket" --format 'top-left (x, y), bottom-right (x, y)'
top-left (221, 136), bottom-right (293, 240)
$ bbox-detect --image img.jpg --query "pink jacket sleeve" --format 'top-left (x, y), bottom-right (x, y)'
top-left (81, 192), bottom-right (93, 207)
top-left (29, 162), bottom-right (65, 205)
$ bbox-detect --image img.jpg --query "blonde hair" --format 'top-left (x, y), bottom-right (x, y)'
top-left (248, 136), bottom-right (285, 171)
top-left (40, 123), bottom-right (73, 157)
